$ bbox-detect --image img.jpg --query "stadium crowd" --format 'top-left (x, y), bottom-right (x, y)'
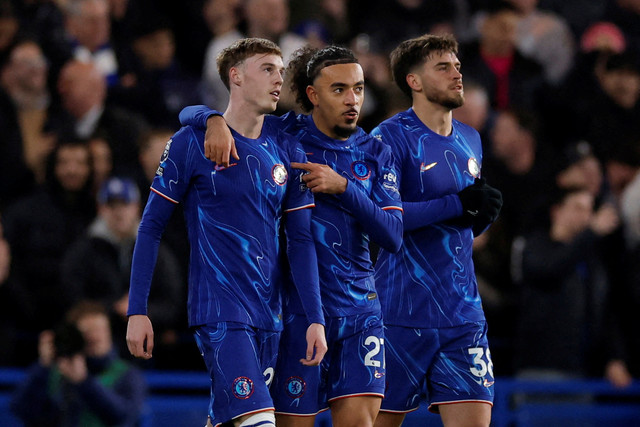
top-left (1, 0), bottom-right (640, 395)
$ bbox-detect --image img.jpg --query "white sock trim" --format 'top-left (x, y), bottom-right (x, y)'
top-left (238, 412), bottom-right (276, 427)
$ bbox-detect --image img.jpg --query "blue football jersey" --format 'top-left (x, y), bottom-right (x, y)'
top-left (274, 113), bottom-right (402, 317)
top-left (371, 108), bottom-right (485, 328)
top-left (142, 122), bottom-right (314, 331)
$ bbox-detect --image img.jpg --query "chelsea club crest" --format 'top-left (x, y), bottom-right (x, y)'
top-left (272, 164), bottom-right (288, 186)
top-left (232, 376), bottom-right (254, 399)
top-left (286, 376), bottom-right (306, 398)
top-left (351, 161), bottom-right (371, 180)
top-left (468, 157), bottom-right (480, 178)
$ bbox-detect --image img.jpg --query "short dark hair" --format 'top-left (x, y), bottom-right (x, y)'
top-left (287, 45), bottom-right (359, 112)
top-left (217, 37), bottom-right (282, 90)
top-left (390, 34), bottom-right (459, 97)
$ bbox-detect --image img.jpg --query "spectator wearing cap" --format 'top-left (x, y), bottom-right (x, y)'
top-left (61, 176), bottom-right (185, 366)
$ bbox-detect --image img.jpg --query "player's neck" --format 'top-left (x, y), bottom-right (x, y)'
top-left (223, 102), bottom-right (265, 139)
top-left (412, 99), bottom-right (453, 137)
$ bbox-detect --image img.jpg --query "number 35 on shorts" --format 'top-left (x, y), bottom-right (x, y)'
top-left (468, 347), bottom-right (493, 378)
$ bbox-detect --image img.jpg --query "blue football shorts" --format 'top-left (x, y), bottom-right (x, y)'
top-left (380, 321), bottom-right (495, 413)
top-left (271, 312), bottom-right (386, 415)
top-left (193, 322), bottom-right (280, 426)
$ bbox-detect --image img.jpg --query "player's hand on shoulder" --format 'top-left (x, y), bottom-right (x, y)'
top-left (300, 322), bottom-right (327, 366)
top-left (126, 315), bottom-right (154, 360)
top-left (205, 115), bottom-right (237, 167)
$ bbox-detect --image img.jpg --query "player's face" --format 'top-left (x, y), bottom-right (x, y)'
top-left (411, 51), bottom-right (464, 110)
top-left (236, 53), bottom-right (284, 115)
top-left (308, 63), bottom-right (364, 140)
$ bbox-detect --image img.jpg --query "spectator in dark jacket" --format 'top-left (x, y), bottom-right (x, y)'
top-left (10, 300), bottom-right (147, 426)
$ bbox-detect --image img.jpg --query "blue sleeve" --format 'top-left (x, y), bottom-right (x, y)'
top-left (75, 366), bottom-right (146, 425)
top-left (284, 206), bottom-right (324, 326)
top-left (179, 105), bottom-right (222, 129)
top-left (128, 192), bottom-right (177, 316)
top-left (338, 181), bottom-right (403, 252)
top-left (402, 194), bottom-right (463, 231)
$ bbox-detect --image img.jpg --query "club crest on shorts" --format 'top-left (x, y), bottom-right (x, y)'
top-left (232, 376), bottom-right (254, 399)
top-left (351, 161), bottom-right (371, 180)
top-left (285, 376), bottom-right (306, 398)
top-left (272, 164), bottom-right (288, 186)
top-left (468, 157), bottom-right (480, 178)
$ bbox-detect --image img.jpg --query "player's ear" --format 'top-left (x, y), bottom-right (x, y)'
top-left (306, 85), bottom-right (319, 107)
top-left (406, 73), bottom-right (422, 92)
top-left (229, 66), bottom-right (242, 87)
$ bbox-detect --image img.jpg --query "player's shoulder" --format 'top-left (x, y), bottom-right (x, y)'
top-left (356, 128), bottom-right (393, 156)
top-left (372, 109), bottom-right (412, 134)
top-left (452, 118), bottom-right (480, 138)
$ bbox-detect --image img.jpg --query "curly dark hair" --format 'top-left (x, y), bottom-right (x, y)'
top-left (287, 45), bottom-right (359, 112)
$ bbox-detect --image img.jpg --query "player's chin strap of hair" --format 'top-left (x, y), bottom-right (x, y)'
top-left (237, 411), bottom-right (276, 427)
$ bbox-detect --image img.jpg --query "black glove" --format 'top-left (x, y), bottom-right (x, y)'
top-left (457, 177), bottom-right (503, 230)
top-left (457, 177), bottom-right (489, 220)
top-left (472, 184), bottom-right (503, 236)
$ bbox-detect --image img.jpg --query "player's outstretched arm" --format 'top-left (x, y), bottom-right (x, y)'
top-left (126, 315), bottom-right (154, 360)
top-left (179, 105), bottom-right (237, 167)
top-left (291, 161), bottom-right (403, 252)
top-left (300, 323), bottom-right (327, 366)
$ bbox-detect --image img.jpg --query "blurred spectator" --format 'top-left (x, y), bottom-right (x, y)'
top-left (459, 0), bottom-right (546, 111)
top-left (0, 0), bottom-right (20, 64)
top-left (603, 0), bottom-right (640, 57)
top-left (60, 176), bottom-right (184, 363)
top-left (0, 40), bottom-right (55, 182)
top-left (452, 79), bottom-right (493, 139)
top-left (544, 22), bottom-right (628, 148)
top-left (10, 300), bottom-right (147, 426)
top-left (200, 0), bottom-right (243, 109)
top-left (48, 59), bottom-right (148, 176)
top-left (511, 185), bottom-right (631, 386)
top-left (0, 39), bottom-right (46, 207)
top-left (201, 0), bottom-right (306, 111)
top-left (555, 141), bottom-right (605, 200)
top-left (352, 0), bottom-right (459, 55)
top-left (507, 0), bottom-right (576, 85)
top-left (537, 0), bottom-right (607, 37)
top-left (88, 135), bottom-right (112, 193)
top-left (483, 108), bottom-right (557, 238)
top-left (108, 10), bottom-right (199, 129)
top-left (61, 0), bottom-right (121, 86)
top-left (291, 0), bottom-right (352, 47)
top-left (573, 51), bottom-right (640, 165)
top-left (1, 138), bottom-right (96, 362)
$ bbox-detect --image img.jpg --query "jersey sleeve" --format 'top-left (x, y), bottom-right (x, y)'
top-left (283, 135), bottom-right (315, 212)
top-left (128, 127), bottom-right (194, 316)
top-left (284, 208), bottom-right (324, 325)
top-left (371, 123), bottom-right (463, 231)
top-left (179, 105), bottom-right (222, 130)
top-left (337, 142), bottom-right (403, 252)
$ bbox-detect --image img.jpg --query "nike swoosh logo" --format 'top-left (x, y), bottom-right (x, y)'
top-left (213, 163), bottom-right (238, 171)
top-left (420, 162), bottom-right (437, 172)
